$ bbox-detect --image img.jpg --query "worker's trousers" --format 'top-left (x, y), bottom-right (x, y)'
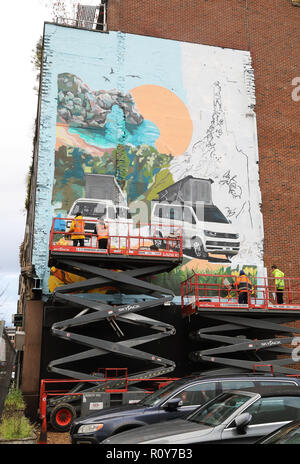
top-left (276, 288), bottom-right (284, 304)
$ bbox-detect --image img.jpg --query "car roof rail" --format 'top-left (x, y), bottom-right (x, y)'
top-left (191, 368), bottom-right (277, 378)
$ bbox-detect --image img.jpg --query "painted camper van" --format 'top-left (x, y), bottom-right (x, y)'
top-left (67, 174), bottom-right (132, 245)
top-left (68, 198), bottom-right (131, 228)
top-left (151, 176), bottom-right (240, 259)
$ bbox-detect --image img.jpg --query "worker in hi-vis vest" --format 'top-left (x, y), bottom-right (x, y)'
top-left (271, 265), bottom-right (285, 304)
top-left (233, 270), bottom-right (252, 305)
top-left (96, 218), bottom-right (108, 250)
top-left (68, 212), bottom-right (85, 247)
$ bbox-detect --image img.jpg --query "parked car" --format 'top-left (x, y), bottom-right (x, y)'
top-left (102, 386), bottom-right (300, 445)
top-left (70, 372), bottom-right (300, 444)
top-left (256, 419), bottom-right (300, 444)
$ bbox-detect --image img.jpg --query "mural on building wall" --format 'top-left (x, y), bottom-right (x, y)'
top-left (34, 26), bottom-right (264, 294)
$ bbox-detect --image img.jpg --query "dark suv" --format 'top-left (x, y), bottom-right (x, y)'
top-left (70, 372), bottom-right (300, 444)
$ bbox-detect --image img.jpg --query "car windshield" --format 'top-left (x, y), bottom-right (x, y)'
top-left (193, 205), bottom-right (229, 224)
top-left (187, 392), bottom-right (251, 427)
top-left (139, 381), bottom-right (185, 407)
top-left (70, 202), bottom-right (106, 218)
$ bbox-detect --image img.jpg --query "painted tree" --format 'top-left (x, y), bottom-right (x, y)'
top-left (112, 145), bottom-right (130, 191)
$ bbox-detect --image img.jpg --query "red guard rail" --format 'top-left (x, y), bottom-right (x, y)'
top-left (181, 273), bottom-right (300, 316)
top-left (49, 218), bottom-right (182, 260)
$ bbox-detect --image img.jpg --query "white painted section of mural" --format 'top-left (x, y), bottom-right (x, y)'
top-left (171, 43), bottom-right (263, 267)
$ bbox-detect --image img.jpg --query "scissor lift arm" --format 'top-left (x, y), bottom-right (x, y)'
top-left (47, 258), bottom-right (177, 408)
top-left (190, 313), bottom-right (300, 375)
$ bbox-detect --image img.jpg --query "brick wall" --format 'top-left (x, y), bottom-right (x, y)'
top-left (108, 0), bottom-right (300, 279)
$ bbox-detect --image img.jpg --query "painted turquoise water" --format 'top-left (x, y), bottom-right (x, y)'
top-left (68, 118), bottom-right (160, 149)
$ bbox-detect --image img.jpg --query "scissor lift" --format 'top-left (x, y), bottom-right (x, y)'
top-left (181, 273), bottom-right (300, 375)
top-left (44, 219), bottom-right (182, 430)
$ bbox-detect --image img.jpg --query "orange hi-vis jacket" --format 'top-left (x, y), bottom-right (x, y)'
top-left (96, 222), bottom-right (108, 239)
top-left (236, 275), bottom-right (252, 293)
top-left (69, 216), bottom-right (85, 240)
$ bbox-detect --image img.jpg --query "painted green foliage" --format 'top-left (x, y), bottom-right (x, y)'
top-left (152, 263), bottom-right (258, 296)
top-left (52, 144), bottom-right (174, 214)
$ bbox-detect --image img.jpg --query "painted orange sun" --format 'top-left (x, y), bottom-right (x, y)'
top-left (130, 85), bottom-right (193, 157)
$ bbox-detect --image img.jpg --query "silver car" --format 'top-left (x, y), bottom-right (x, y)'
top-left (102, 387), bottom-right (300, 444)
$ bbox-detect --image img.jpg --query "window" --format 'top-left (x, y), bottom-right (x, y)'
top-left (117, 207), bottom-right (131, 219)
top-left (188, 393), bottom-right (250, 427)
top-left (257, 381), bottom-right (298, 388)
top-left (153, 205), bottom-right (167, 219)
top-left (94, 204), bottom-right (106, 217)
top-left (107, 207), bottom-right (116, 219)
top-left (220, 380), bottom-right (255, 392)
top-left (183, 207), bottom-right (196, 224)
top-left (245, 396), bottom-right (300, 425)
top-left (139, 381), bottom-right (186, 407)
top-left (193, 205), bottom-right (229, 224)
top-left (172, 206), bottom-right (183, 221)
top-left (176, 382), bottom-right (217, 406)
top-left (72, 202), bottom-right (106, 218)
top-left (263, 423), bottom-right (300, 444)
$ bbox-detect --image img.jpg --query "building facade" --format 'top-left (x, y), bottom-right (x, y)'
top-left (17, 0), bottom-right (300, 417)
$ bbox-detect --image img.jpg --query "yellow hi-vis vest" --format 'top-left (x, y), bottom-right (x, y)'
top-left (96, 222), bottom-right (108, 239)
top-left (69, 216), bottom-right (85, 240)
top-left (272, 268), bottom-right (285, 289)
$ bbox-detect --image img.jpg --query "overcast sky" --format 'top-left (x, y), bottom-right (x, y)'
top-left (0, 0), bottom-right (100, 325)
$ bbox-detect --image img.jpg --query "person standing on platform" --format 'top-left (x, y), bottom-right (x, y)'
top-left (271, 265), bottom-right (285, 304)
top-left (235, 270), bottom-right (252, 305)
top-left (96, 218), bottom-right (109, 250)
top-left (68, 212), bottom-right (85, 247)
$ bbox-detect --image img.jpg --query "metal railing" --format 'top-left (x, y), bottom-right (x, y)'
top-left (56, 16), bottom-right (107, 31)
top-left (49, 218), bottom-right (183, 260)
top-left (181, 273), bottom-right (300, 314)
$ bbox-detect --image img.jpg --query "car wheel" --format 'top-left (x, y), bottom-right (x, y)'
top-left (192, 238), bottom-right (208, 259)
top-left (49, 403), bottom-right (76, 432)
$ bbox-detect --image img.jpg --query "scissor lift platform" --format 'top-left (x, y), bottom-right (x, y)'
top-left (49, 249), bottom-right (181, 269)
top-left (49, 217), bottom-right (182, 268)
top-left (43, 218), bottom-right (183, 430)
top-left (181, 273), bottom-right (300, 375)
top-left (181, 273), bottom-right (300, 316)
